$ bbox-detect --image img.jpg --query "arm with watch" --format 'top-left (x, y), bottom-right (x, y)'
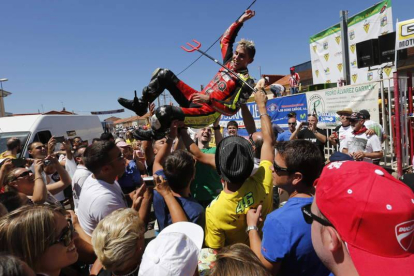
top-left (309, 123), bottom-right (327, 144)
top-left (152, 121), bottom-right (180, 174)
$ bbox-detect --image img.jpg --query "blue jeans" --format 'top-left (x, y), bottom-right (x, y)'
top-left (290, 87), bottom-right (299, 95)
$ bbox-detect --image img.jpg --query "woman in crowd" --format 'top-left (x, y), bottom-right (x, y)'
top-left (117, 141), bottom-right (145, 195)
top-left (125, 131), bottom-right (135, 145)
top-left (0, 205), bottom-right (79, 276)
top-left (210, 244), bottom-right (271, 276)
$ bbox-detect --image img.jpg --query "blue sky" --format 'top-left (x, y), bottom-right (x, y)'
top-left (1, 0), bottom-right (412, 120)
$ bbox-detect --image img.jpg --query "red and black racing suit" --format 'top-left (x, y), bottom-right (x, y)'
top-left (168, 21), bottom-right (255, 128)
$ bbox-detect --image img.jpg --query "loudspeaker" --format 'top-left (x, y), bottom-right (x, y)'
top-left (379, 32), bottom-right (395, 63)
top-left (356, 39), bottom-right (380, 68)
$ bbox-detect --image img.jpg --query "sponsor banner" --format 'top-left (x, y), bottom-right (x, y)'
top-left (396, 18), bottom-right (414, 50)
top-left (91, 109), bottom-right (124, 115)
top-left (306, 81), bottom-right (380, 128)
top-left (219, 94), bottom-right (308, 129)
top-left (310, 0), bottom-right (395, 85)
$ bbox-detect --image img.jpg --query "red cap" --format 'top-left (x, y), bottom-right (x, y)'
top-left (290, 67), bottom-right (295, 71)
top-left (315, 161), bottom-right (414, 276)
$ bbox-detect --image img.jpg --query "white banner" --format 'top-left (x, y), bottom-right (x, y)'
top-left (396, 18), bottom-right (414, 50)
top-left (310, 0), bottom-right (395, 85)
top-left (306, 81), bottom-right (380, 128)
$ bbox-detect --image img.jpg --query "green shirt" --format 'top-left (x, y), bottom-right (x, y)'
top-left (191, 147), bottom-right (223, 203)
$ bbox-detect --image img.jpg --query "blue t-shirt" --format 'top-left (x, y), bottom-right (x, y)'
top-left (261, 197), bottom-right (330, 276)
top-left (277, 130), bottom-right (293, 142)
top-left (153, 170), bottom-right (205, 231)
top-left (118, 160), bottom-right (142, 188)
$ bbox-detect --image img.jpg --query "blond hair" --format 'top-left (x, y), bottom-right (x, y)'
top-left (210, 243), bottom-right (271, 276)
top-left (238, 38), bottom-right (256, 59)
top-left (92, 208), bottom-right (145, 271)
top-left (0, 205), bottom-right (66, 270)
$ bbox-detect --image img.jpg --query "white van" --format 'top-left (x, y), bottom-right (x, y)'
top-left (0, 114), bottom-right (103, 157)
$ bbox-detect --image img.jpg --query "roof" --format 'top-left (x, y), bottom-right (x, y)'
top-left (114, 114), bottom-right (150, 124)
top-left (104, 116), bottom-right (121, 122)
top-left (275, 69), bottom-right (313, 86)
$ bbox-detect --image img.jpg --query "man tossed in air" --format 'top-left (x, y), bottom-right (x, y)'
top-left (118, 10), bottom-right (256, 140)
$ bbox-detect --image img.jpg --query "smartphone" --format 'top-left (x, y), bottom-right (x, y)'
top-left (55, 136), bottom-right (65, 143)
top-left (302, 122), bottom-right (309, 126)
top-left (143, 176), bottom-right (154, 187)
top-left (11, 158), bottom-right (26, 168)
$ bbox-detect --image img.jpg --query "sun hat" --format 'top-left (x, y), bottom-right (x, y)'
top-left (315, 161), bottom-right (414, 276)
top-left (336, 108), bottom-right (353, 116)
top-left (138, 222), bottom-right (204, 276)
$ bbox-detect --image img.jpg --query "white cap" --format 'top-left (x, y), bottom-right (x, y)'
top-left (138, 222), bottom-right (204, 276)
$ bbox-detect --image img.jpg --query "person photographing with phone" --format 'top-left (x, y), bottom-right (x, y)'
top-left (290, 114), bottom-right (327, 161)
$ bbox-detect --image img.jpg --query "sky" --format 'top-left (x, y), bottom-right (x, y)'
top-left (1, 0), bottom-right (413, 120)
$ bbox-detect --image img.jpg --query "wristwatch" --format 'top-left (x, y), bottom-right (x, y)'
top-left (246, 225), bottom-right (259, 233)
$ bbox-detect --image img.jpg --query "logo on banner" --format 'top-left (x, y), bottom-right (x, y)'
top-left (335, 36), bottom-right (341, 45)
top-left (308, 94), bottom-right (325, 115)
top-left (363, 21), bottom-right (370, 33)
top-left (324, 68), bottom-right (330, 75)
top-left (267, 103), bottom-right (278, 113)
top-left (380, 3), bottom-right (388, 14)
top-left (324, 53), bottom-right (330, 61)
top-left (315, 70), bottom-right (319, 77)
top-left (350, 44), bottom-right (356, 54)
top-left (313, 45), bottom-right (317, 53)
top-left (381, 16), bottom-right (388, 27)
top-left (349, 30), bottom-right (355, 40)
top-left (352, 74), bottom-right (358, 83)
top-left (384, 67), bottom-right (392, 77)
top-left (218, 82), bottom-right (227, 92)
top-left (337, 63), bottom-right (343, 72)
top-left (323, 42), bottom-right (328, 50)
top-left (400, 21), bottom-right (414, 39)
top-left (326, 80), bottom-right (331, 83)
top-left (351, 59), bottom-right (357, 68)
top-left (395, 220), bottom-right (414, 251)
top-left (367, 72), bottom-right (373, 81)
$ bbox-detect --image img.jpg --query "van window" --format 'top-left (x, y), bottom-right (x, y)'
top-left (32, 131), bottom-right (52, 145)
top-left (0, 132), bottom-right (30, 158)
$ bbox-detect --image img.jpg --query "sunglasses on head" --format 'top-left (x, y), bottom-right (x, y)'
top-left (50, 220), bottom-right (74, 247)
top-left (301, 204), bottom-right (334, 227)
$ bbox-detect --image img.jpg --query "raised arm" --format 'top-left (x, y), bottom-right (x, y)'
top-left (255, 83), bottom-right (274, 162)
top-left (152, 121), bottom-right (179, 174)
top-left (45, 155), bottom-right (72, 195)
top-left (180, 128), bottom-right (216, 168)
top-left (31, 159), bottom-right (48, 204)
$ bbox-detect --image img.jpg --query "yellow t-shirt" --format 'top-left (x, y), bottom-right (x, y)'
top-left (204, 160), bottom-right (274, 249)
top-left (0, 152), bottom-right (16, 159)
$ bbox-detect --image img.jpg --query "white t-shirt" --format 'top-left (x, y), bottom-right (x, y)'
top-left (77, 175), bottom-right (127, 236)
top-left (343, 132), bottom-right (382, 158)
top-left (46, 174), bottom-right (65, 202)
top-left (72, 165), bottom-right (92, 213)
top-left (337, 125), bottom-right (353, 152)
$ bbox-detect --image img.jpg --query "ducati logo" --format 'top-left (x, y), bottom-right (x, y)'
top-left (335, 36), bottom-right (341, 45)
top-left (313, 45), bottom-right (317, 53)
top-left (363, 21), bottom-right (370, 33)
top-left (395, 220), bottom-right (414, 251)
top-left (384, 67), bottom-right (392, 77)
top-left (337, 63), bottom-right (343, 72)
top-left (352, 74), bottom-right (358, 83)
top-left (324, 53), bottom-right (330, 61)
top-left (350, 44), bottom-right (356, 54)
top-left (315, 70), bottom-right (319, 77)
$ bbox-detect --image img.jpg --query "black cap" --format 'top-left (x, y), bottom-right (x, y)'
top-left (348, 112), bottom-right (366, 121)
top-left (359, 109), bottom-right (370, 119)
top-left (215, 136), bottom-right (254, 184)
top-left (287, 112), bottom-right (297, 118)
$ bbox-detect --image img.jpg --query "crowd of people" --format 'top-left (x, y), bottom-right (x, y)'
top-left (0, 88), bottom-right (413, 276)
top-left (0, 8), bottom-right (413, 276)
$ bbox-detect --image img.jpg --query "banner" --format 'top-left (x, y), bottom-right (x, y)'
top-left (310, 0), bottom-right (394, 85)
top-left (305, 81), bottom-right (380, 128)
top-left (219, 94), bottom-right (308, 129)
top-left (91, 109), bottom-right (124, 115)
top-left (396, 18), bottom-right (414, 50)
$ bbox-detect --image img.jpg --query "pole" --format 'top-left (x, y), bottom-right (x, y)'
top-left (408, 71), bottom-right (413, 165)
top-left (0, 82), bottom-right (5, 117)
top-left (340, 10), bottom-right (351, 85)
top-left (393, 72), bottom-right (403, 177)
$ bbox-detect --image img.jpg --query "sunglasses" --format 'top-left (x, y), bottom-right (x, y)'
top-left (50, 220), bottom-right (74, 247)
top-left (288, 122), bottom-right (297, 125)
top-left (301, 204), bottom-right (334, 227)
top-left (12, 171), bottom-right (32, 182)
top-left (273, 161), bottom-right (292, 173)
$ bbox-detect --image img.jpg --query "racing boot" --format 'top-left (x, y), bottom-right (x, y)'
top-left (118, 68), bottom-right (180, 116)
top-left (131, 105), bottom-right (185, 141)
